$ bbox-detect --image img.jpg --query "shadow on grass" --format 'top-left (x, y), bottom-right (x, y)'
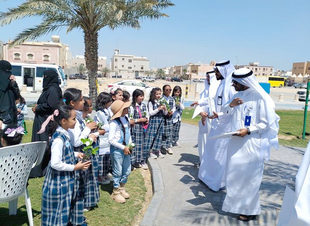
top-left (0, 206), bottom-right (41, 226)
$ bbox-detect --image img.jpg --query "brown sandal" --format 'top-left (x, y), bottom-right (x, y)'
top-left (237, 215), bottom-right (256, 221)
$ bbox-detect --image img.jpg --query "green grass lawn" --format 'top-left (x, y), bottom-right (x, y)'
top-left (182, 108), bottom-right (310, 148)
top-left (0, 121), bottom-right (147, 226)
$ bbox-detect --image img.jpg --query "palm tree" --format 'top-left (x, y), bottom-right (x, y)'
top-left (156, 68), bottom-right (165, 79)
top-left (0, 0), bottom-right (174, 104)
top-left (102, 67), bottom-right (110, 78)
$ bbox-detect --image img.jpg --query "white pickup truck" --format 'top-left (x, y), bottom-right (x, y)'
top-left (142, 77), bottom-right (155, 82)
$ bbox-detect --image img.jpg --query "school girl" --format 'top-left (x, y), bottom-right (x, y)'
top-left (108, 100), bottom-right (132, 203)
top-left (81, 96), bottom-right (103, 211)
top-left (95, 92), bottom-right (113, 184)
top-left (162, 84), bottom-right (176, 155)
top-left (63, 88), bottom-right (97, 224)
top-left (128, 89), bottom-right (149, 169)
top-left (41, 105), bottom-right (91, 226)
top-left (110, 87), bottom-right (123, 101)
top-left (144, 87), bottom-right (167, 159)
top-left (0, 125), bottom-right (24, 146)
top-left (172, 86), bottom-right (185, 147)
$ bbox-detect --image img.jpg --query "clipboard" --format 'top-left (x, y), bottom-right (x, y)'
top-left (209, 131), bottom-right (239, 140)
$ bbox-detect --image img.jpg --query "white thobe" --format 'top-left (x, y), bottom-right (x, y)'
top-left (198, 83), bottom-right (236, 191)
top-left (221, 88), bottom-right (269, 215)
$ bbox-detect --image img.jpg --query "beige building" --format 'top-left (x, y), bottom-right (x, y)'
top-left (235, 62), bottom-right (273, 76)
top-left (71, 55), bottom-right (107, 74)
top-left (2, 36), bottom-right (71, 69)
top-left (0, 40), bottom-right (4, 60)
top-left (292, 61), bottom-right (310, 76)
top-left (170, 62), bottom-right (215, 79)
top-left (111, 49), bottom-right (150, 78)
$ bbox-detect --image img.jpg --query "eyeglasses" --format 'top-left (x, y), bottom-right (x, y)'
top-left (232, 80), bottom-right (239, 85)
top-left (165, 89), bottom-right (172, 91)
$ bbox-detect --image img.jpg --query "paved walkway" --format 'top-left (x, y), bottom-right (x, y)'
top-left (142, 123), bottom-right (306, 226)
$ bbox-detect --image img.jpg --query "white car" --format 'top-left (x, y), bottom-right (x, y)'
top-left (141, 77), bottom-right (155, 82)
top-left (107, 80), bottom-right (153, 99)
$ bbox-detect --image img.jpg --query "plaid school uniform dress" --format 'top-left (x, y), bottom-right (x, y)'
top-left (162, 96), bottom-right (175, 149)
top-left (172, 97), bottom-right (184, 144)
top-left (95, 109), bottom-right (112, 177)
top-left (75, 116), bottom-right (100, 209)
top-left (144, 101), bottom-right (165, 152)
top-left (129, 103), bottom-right (148, 164)
top-left (70, 116), bottom-right (86, 225)
top-left (41, 130), bottom-right (75, 226)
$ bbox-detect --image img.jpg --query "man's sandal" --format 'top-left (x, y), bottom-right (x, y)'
top-left (237, 215), bottom-right (257, 221)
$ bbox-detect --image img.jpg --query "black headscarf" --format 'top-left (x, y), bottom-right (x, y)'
top-left (0, 60), bottom-right (12, 92)
top-left (43, 69), bottom-right (60, 92)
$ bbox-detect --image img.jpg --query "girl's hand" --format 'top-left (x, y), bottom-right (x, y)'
top-left (74, 160), bottom-right (91, 170)
top-left (130, 119), bottom-right (135, 125)
top-left (98, 129), bottom-right (106, 135)
top-left (77, 152), bottom-right (85, 159)
top-left (140, 118), bottom-right (148, 123)
top-left (86, 121), bottom-right (97, 130)
top-left (123, 146), bottom-right (131, 155)
top-left (168, 111), bottom-right (173, 116)
top-left (158, 105), bottom-right (165, 111)
top-left (89, 133), bottom-right (97, 142)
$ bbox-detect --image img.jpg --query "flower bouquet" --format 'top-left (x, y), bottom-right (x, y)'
top-left (127, 142), bottom-right (135, 154)
top-left (81, 138), bottom-right (98, 160)
top-left (97, 122), bottom-right (105, 130)
top-left (85, 116), bottom-right (94, 124)
top-left (159, 97), bottom-right (171, 113)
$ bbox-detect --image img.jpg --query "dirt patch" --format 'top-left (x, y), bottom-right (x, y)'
top-left (278, 134), bottom-right (296, 140)
top-left (131, 168), bottom-right (153, 226)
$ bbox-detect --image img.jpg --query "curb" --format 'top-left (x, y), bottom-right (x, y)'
top-left (140, 158), bottom-right (164, 226)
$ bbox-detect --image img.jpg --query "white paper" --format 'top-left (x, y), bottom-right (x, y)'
top-left (192, 105), bottom-right (203, 119)
top-left (208, 131), bottom-right (239, 140)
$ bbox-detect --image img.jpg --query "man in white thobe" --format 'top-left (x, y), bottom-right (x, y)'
top-left (191, 70), bottom-right (220, 163)
top-left (219, 68), bottom-right (280, 221)
top-left (198, 60), bottom-right (236, 191)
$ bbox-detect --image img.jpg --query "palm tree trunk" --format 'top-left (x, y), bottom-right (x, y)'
top-left (84, 30), bottom-right (98, 106)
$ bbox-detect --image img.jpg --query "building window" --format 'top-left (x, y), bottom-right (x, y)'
top-left (14, 53), bottom-right (21, 60)
top-left (98, 64), bottom-right (102, 67)
top-left (122, 58), bottom-right (125, 61)
top-left (115, 66), bottom-right (117, 69)
top-left (128, 59), bottom-right (132, 63)
top-left (115, 59), bottom-right (117, 62)
top-left (128, 67), bottom-right (132, 69)
top-left (43, 54), bottom-right (50, 62)
top-left (27, 53), bottom-right (34, 60)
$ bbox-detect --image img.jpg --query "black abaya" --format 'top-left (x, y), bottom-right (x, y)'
top-left (30, 70), bottom-right (62, 177)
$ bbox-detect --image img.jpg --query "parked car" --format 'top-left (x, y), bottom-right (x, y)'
top-left (107, 80), bottom-right (153, 99)
top-left (111, 75), bottom-right (117, 78)
top-left (142, 77), bottom-right (155, 82)
top-left (192, 78), bottom-right (200, 82)
top-left (117, 75), bottom-right (122, 78)
top-left (297, 90), bottom-right (309, 101)
top-left (69, 74), bottom-right (77, 80)
top-left (293, 83), bottom-right (307, 89)
top-left (171, 77), bottom-right (183, 82)
top-left (135, 76), bottom-right (142, 79)
top-left (165, 77), bottom-right (171, 81)
top-left (75, 74), bottom-right (87, 80)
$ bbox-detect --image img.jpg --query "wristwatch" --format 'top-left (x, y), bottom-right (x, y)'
top-left (247, 128), bottom-right (251, 135)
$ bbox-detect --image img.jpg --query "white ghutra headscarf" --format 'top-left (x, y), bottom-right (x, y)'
top-left (214, 60), bottom-right (235, 106)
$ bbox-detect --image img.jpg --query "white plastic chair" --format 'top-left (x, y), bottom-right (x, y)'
top-left (0, 141), bottom-right (47, 226)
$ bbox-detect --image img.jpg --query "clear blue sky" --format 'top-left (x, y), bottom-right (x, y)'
top-left (0, 0), bottom-right (309, 70)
